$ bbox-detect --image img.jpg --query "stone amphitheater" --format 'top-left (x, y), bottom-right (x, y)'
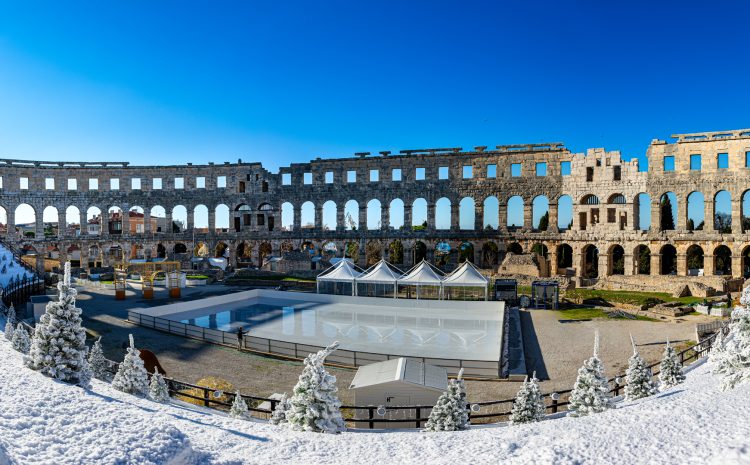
top-left (2, 128), bottom-right (750, 293)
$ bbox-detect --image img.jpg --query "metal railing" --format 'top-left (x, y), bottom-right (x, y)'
top-left (1, 276), bottom-right (46, 311)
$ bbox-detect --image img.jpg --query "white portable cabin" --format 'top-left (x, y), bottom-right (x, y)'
top-left (349, 358), bottom-right (447, 429)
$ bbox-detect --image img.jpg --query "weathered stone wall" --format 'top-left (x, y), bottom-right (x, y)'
top-left (1, 130), bottom-right (750, 287)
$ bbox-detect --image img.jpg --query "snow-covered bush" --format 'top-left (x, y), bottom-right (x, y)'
top-left (112, 334), bottom-right (149, 395)
top-left (509, 372), bottom-right (545, 425)
top-left (149, 372), bottom-right (171, 403)
top-left (270, 393), bottom-right (290, 425)
top-left (11, 324), bottom-right (30, 354)
top-left (285, 341), bottom-right (345, 433)
top-left (712, 289), bottom-right (750, 391)
top-left (4, 304), bottom-right (16, 341)
top-left (659, 339), bottom-right (685, 391)
top-left (568, 332), bottom-right (610, 416)
top-left (624, 335), bottom-right (657, 401)
top-left (229, 391), bottom-right (249, 419)
top-left (425, 368), bottom-right (469, 432)
top-left (88, 337), bottom-right (109, 380)
top-left (26, 263), bottom-right (89, 387)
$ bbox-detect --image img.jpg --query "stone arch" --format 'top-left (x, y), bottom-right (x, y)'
top-left (483, 196), bottom-right (499, 230)
top-left (344, 200), bottom-right (359, 230)
top-left (686, 244), bottom-right (704, 275)
top-left (434, 241), bottom-right (452, 267)
top-left (322, 201), bottom-right (337, 231)
top-left (156, 243), bottom-right (166, 259)
top-left (42, 206), bottom-right (59, 237)
top-left (507, 242), bottom-right (523, 255)
top-left (85, 206), bottom-right (102, 236)
top-left (389, 199), bottom-right (405, 230)
top-left (150, 206), bottom-right (166, 234)
top-left (322, 241), bottom-right (337, 258)
top-left (581, 194), bottom-right (600, 205)
top-left (300, 201), bottom-right (315, 228)
top-left (742, 245), bottom-right (750, 278)
top-left (713, 190), bottom-right (732, 232)
top-left (174, 243), bottom-right (188, 254)
top-left (458, 241), bottom-right (474, 263)
top-left (481, 242), bottom-right (499, 268)
top-left (412, 198), bottom-right (428, 229)
top-left (237, 241), bottom-right (253, 264)
top-left (14, 203), bottom-right (36, 238)
top-left (365, 240), bottom-right (382, 266)
top-left (742, 190), bottom-right (750, 232)
top-left (129, 206), bottom-right (146, 234)
top-left (532, 195), bottom-right (549, 231)
top-left (608, 244), bottom-right (624, 275)
top-left (0, 205), bottom-right (6, 236)
top-left (714, 244), bottom-right (732, 275)
top-left (660, 244), bottom-right (677, 275)
top-left (582, 244), bottom-right (599, 278)
top-left (635, 193), bottom-right (651, 231)
top-left (659, 192), bottom-right (677, 231)
top-left (634, 245), bottom-right (651, 275)
top-left (215, 204), bottom-right (230, 232)
top-left (64, 206), bottom-right (81, 235)
top-left (193, 242), bottom-right (209, 257)
top-left (172, 205), bottom-right (188, 233)
top-left (281, 202), bottom-right (294, 230)
top-left (531, 243), bottom-right (548, 259)
top-left (259, 242), bottom-right (273, 266)
top-left (557, 195), bottom-right (573, 231)
top-left (607, 194), bottom-right (626, 204)
top-left (556, 244), bottom-right (573, 270)
top-left (235, 204), bottom-right (252, 231)
top-left (506, 196), bottom-right (524, 229)
top-left (366, 199), bottom-right (382, 230)
top-left (388, 240), bottom-right (404, 264)
top-left (687, 192), bottom-right (705, 231)
top-left (344, 241), bottom-right (359, 259)
top-left (413, 241), bottom-right (427, 263)
top-left (435, 197), bottom-right (451, 230)
top-left (459, 197), bottom-right (475, 230)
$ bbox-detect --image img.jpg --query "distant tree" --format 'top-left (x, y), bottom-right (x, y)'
top-left (637, 247), bottom-right (651, 275)
top-left (687, 218), bottom-right (695, 231)
top-left (229, 390), bottom-right (249, 419)
top-left (715, 212), bottom-right (732, 233)
top-left (537, 212), bottom-right (549, 231)
top-left (659, 340), bottom-right (685, 391)
top-left (660, 195), bottom-right (675, 230)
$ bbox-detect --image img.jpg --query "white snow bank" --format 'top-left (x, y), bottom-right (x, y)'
top-left (0, 244), bottom-right (34, 288)
top-left (2, 326), bottom-right (750, 464)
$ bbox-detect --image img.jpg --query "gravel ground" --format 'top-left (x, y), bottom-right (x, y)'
top-left (74, 284), bottom-right (718, 404)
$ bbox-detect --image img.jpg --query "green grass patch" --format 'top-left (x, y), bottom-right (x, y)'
top-left (555, 306), bottom-right (660, 322)
top-left (237, 274), bottom-right (316, 283)
top-left (564, 288), bottom-right (704, 306)
top-left (186, 275), bottom-right (210, 280)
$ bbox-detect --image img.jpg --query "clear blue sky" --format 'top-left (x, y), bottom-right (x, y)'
top-left (1, 1), bottom-right (748, 229)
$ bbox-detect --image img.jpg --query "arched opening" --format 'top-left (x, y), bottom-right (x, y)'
top-left (127, 206), bottom-right (145, 234)
top-left (86, 206), bottom-right (102, 236)
top-left (366, 199), bottom-right (382, 230)
top-left (659, 192), bottom-right (677, 231)
top-left (556, 244), bottom-right (573, 270)
top-left (459, 197), bottom-right (475, 230)
top-left (608, 194), bottom-right (626, 205)
top-left (412, 198), bottom-right (428, 230)
top-left (483, 196), bottom-right (499, 230)
top-left (65, 206), bottom-right (81, 236)
top-left (481, 242), bottom-right (499, 268)
top-left (507, 196), bottom-right (524, 230)
top-left (634, 245), bottom-right (651, 275)
top-left (235, 204), bottom-right (252, 231)
top-left (388, 240), bottom-right (404, 264)
top-left (0, 206), bottom-right (6, 236)
top-left (609, 245), bottom-right (624, 275)
top-left (557, 195), bottom-right (573, 231)
top-left (531, 243), bottom-right (548, 259)
top-left (43, 206), bottom-right (59, 237)
top-left (300, 201), bottom-right (315, 228)
top-left (581, 194), bottom-right (600, 205)
top-left (389, 199), bottom-right (404, 230)
top-left (174, 243), bottom-right (188, 254)
top-left (434, 241), bottom-right (452, 267)
top-left (532, 196), bottom-right (549, 231)
top-left (156, 243), bottom-right (166, 259)
top-left (107, 206), bottom-right (123, 235)
top-left (660, 244), bottom-right (677, 275)
top-left (636, 193), bottom-right (651, 231)
top-left (458, 241), bottom-right (474, 263)
top-left (14, 204), bottom-right (36, 238)
top-left (150, 206), bottom-right (166, 234)
top-left (172, 205), bottom-right (187, 233)
top-left (237, 242), bottom-right (253, 265)
top-left (194, 242), bottom-right (209, 257)
top-left (435, 197), bottom-right (451, 230)
top-left (215, 204), bottom-right (230, 233)
top-left (281, 202), bottom-right (294, 230)
top-left (344, 241), bottom-right (359, 259)
top-left (215, 242), bottom-right (229, 258)
top-left (742, 246), bottom-right (750, 278)
top-left (687, 192), bottom-right (705, 231)
top-left (714, 191), bottom-right (732, 233)
top-left (413, 241), bottom-right (427, 263)
top-left (714, 245), bottom-right (732, 275)
top-left (582, 244), bottom-right (599, 278)
top-left (344, 200), bottom-right (359, 230)
top-left (365, 241), bottom-right (382, 266)
top-left (742, 190), bottom-right (750, 232)
top-left (322, 242), bottom-right (337, 259)
top-left (686, 245), bottom-right (704, 275)
top-left (507, 242), bottom-right (523, 255)
top-left (259, 242), bottom-right (272, 267)
top-left (322, 201), bottom-right (337, 231)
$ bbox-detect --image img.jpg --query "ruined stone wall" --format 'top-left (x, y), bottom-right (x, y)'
top-left (1, 130), bottom-right (750, 286)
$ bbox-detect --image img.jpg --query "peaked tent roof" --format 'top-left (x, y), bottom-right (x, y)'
top-left (441, 260), bottom-right (489, 287)
top-left (397, 260), bottom-right (445, 285)
top-left (317, 259), bottom-right (362, 282)
top-left (356, 259), bottom-right (404, 284)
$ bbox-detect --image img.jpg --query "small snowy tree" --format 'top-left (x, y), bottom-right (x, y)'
top-left (285, 341), bottom-right (345, 433)
top-left (509, 372), bottom-right (546, 424)
top-left (425, 368), bottom-right (470, 432)
top-left (4, 304), bottom-right (16, 341)
top-left (568, 332), bottom-right (610, 416)
top-left (112, 334), bottom-right (149, 395)
top-left (229, 391), bottom-right (249, 419)
top-left (11, 323), bottom-right (30, 354)
top-left (712, 290), bottom-right (750, 390)
top-left (624, 334), bottom-right (657, 401)
top-left (659, 339), bottom-right (685, 391)
top-left (88, 337), bottom-right (109, 380)
top-left (26, 263), bottom-right (89, 387)
top-left (270, 393), bottom-right (290, 425)
top-left (149, 372), bottom-right (171, 403)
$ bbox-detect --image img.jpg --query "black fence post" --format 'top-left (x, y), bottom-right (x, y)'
top-left (551, 398), bottom-right (558, 414)
top-left (368, 406), bottom-right (375, 429)
top-left (203, 387), bottom-right (210, 407)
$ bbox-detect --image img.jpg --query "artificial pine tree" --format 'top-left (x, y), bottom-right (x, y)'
top-left (26, 262), bottom-right (89, 387)
top-left (425, 368), bottom-right (470, 432)
top-left (658, 339), bottom-right (685, 391)
top-left (11, 323), bottom-right (30, 354)
top-left (568, 332), bottom-right (610, 416)
top-left (712, 288), bottom-right (750, 391)
top-left (229, 391), bottom-right (249, 419)
top-left (149, 372), bottom-right (171, 403)
top-left (4, 304), bottom-right (16, 341)
top-left (624, 334), bottom-right (657, 401)
top-left (88, 337), bottom-right (109, 380)
top-left (509, 371), bottom-right (546, 425)
top-left (270, 393), bottom-right (290, 425)
top-left (285, 341), bottom-right (345, 433)
top-left (111, 334), bottom-right (149, 395)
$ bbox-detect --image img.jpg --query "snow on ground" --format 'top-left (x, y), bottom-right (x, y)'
top-left (1, 329), bottom-right (750, 465)
top-left (0, 244), bottom-right (34, 288)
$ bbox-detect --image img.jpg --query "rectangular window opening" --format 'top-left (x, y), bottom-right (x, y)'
top-left (45, 178), bottom-right (54, 190)
top-left (439, 166), bottom-right (449, 180)
top-left (282, 173), bottom-right (292, 185)
top-left (370, 169), bottom-right (379, 182)
top-left (153, 178), bottom-right (162, 190)
top-left (303, 173), bottom-right (312, 185)
top-left (89, 178), bottom-right (98, 190)
top-left (415, 167), bottom-right (425, 180)
top-left (663, 156), bottom-right (675, 172)
top-left (560, 161), bottom-right (571, 176)
top-left (174, 177), bottom-right (184, 189)
top-left (462, 165), bottom-right (473, 179)
top-left (325, 172), bottom-right (334, 184)
top-left (717, 153), bottom-right (729, 169)
top-left (392, 169), bottom-right (402, 182)
top-left (536, 162), bottom-right (547, 177)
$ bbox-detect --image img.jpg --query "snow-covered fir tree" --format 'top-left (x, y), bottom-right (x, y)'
top-left (25, 263), bottom-right (89, 387)
top-left (88, 337), bottom-right (109, 380)
top-left (568, 332), bottom-right (610, 416)
top-left (4, 304), bottom-right (16, 341)
top-left (509, 371), bottom-right (546, 425)
top-left (270, 393), bottom-right (290, 425)
top-left (11, 323), bottom-right (30, 354)
top-left (624, 334), bottom-right (657, 401)
top-left (111, 334), bottom-right (149, 395)
top-left (285, 341), bottom-right (345, 433)
top-left (659, 339), bottom-right (685, 391)
top-left (712, 287), bottom-right (750, 391)
top-left (425, 368), bottom-right (470, 432)
top-left (229, 391), bottom-right (249, 419)
top-left (149, 372), bottom-right (171, 403)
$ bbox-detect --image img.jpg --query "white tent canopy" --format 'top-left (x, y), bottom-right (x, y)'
top-left (317, 259), bottom-right (362, 282)
top-left (442, 260), bottom-right (489, 300)
top-left (356, 259), bottom-right (404, 298)
top-left (397, 260), bottom-right (444, 285)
